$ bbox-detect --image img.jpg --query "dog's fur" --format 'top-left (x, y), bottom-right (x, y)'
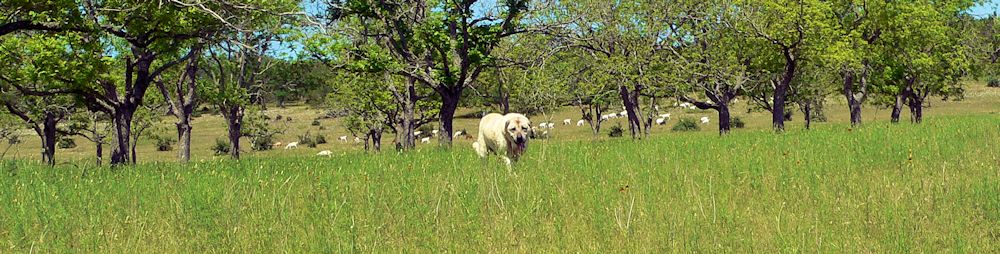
top-left (473, 113), bottom-right (531, 166)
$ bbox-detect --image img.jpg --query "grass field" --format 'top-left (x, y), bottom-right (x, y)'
top-left (0, 82), bottom-right (998, 252)
top-left (0, 114), bottom-right (998, 252)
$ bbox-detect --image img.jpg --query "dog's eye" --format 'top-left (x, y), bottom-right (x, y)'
top-left (509, 128), bottom-right (516, 131)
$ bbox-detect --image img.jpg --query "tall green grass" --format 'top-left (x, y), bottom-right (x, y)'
top-left (0, 115), bottom-right (997, 252)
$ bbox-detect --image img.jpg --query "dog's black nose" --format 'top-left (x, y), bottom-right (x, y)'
top-left (515, 137), bottom-right (525, 144)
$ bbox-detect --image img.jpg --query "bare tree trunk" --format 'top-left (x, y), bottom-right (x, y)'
top-left (718, 103), bottom-right (732, 135)
top-left (618, 85), bottom-right (643, 139)
top-left (95, 141), bottom-right (103, 166)
top-left (772, 49), bottom-right (797, 132)
top-left (908, 94), bottom-right (924, 124)
top-left (177, 119), bottom-right (192, 161)
top-left (40, 114), bottom-right (58, 166)
top-left (890, 92), bottom-right (904, 124)
top-left (803, 103), bottom-right (812, 130)
top-left (110, 109), bottom-right (134, 165)
top-left (843, 71), bottom-right (863, 127)
top-left (223, 107), bottom-right (244, 159)
top-left (438, 87), bottom-right (462, 146)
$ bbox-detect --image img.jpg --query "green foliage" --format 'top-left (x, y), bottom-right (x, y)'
top-left (988, 78), bottom-right (1000, 88)
top-left (57, 138), bottom-right (76, 149)
top-left (607, 123), bottom-right (624, 138)
top-left (315, 134), bottom-right (328, 145)
top-left (671, 118), bottom-right (701, 132)
top-left (251, 135), bottom-right (274, 151)
top-left (151, 135), bottom-right (176, 152)
top-left (244, 108), bottom-right (287, 152)
top-left (732, 117), bottom-right (746, 129)
top-left (298, 131), bottom-right (317, 148)
top-left (212, 138), bottom-right (231, 155)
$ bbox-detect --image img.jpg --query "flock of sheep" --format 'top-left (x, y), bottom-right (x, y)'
top-left (286, 102), bottom-right (714, 157)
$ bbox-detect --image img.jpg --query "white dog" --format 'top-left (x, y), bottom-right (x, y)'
top-left (473, 113), bottom-right (531, 166)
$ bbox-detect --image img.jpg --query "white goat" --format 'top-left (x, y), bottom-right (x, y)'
top-left (700, 117), bottom-right (710, 124)
top-left (420, 137), bottom-right (431, 144)
top-left (577, 119), bottom-right (586, 126)
top-left (284, 142), bottom-right (299, 149)
top-left (317, 150), bottom-right (333, 157)
top-left (563, 119), bottom-right (572, 125)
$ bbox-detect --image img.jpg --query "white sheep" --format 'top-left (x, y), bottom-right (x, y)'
top-left (577, 119), bottom-right (586, 126)
top-left (338, 136), bottom-right (348, 142)
top-left (563, 119), bottom-right (572, 125)
top-left (453, 130), bottom-right (464, 138)
top-left (619, 110), bottom-right (628, 117)
top-left (431, 130), bottom-right (439, 136)
top-left (317, 150), bottom-right (333, 157)
top-left (420, 137), bottom-right (431, 144)
top-left (660, 113), bottom-right (672, 118)
top-left (284, 142), bottom-right (299, 149)
top-left (700, 116), bottom-right (710, 124)
top-left (273, 142), bottom-right (282, 148)
top-left (354, 137), bottom-right (361, 143)
top-left (546, 122), bottom-right (556, 129)
top-left (656, 118), bottom-right (667, 125)
top-left (413, 131), bottom-right (423, 137)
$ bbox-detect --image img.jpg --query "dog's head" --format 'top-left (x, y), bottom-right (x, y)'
top-left (503, 113), bottom-right (531, 155)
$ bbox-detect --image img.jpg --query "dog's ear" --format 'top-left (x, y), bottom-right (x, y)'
top-left (504, 118), bottom-right (510, 130)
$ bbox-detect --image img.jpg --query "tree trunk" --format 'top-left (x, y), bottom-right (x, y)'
top-left (773, 49), bottom-right (796, 132)
top-left (110, 109), bottom-right (134, 165)
top-left (618, 85), bottom-right (643, 139)
top-left (40, 113), bottom-right (58, 166)
top-left (908, 96), bottom-right (923, 123)
top-left (584, 104), bottom-right (602, 135)
top-left (438, 87), bottom-right (462, 146)
top-left (400, 99), bottom-right (415, 149)
top-left (890, 92), bottom-right (904, 123)
top-left (224, 107), bottom-right (244, 160)
top-left (843, 71), bottom-right (863, 127)
top-left (177, 118), bottom-right (192, 162)
top-left (803, 103), bottom-right (812, 130)
top-left (718, 103), bottom-right (732, 135)
top-left (95, 141), bottom-right (103, 167)
top-left (371, 129), bottom-right (382, 152)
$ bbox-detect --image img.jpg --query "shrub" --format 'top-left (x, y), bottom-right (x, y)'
top-left (212, 138), bottom-right (231, 155)
top-left (315, 134), bottom-right (328, 144)
top-left (58, 138), bottom-right (77, 149)
top-left (298, 132), bottom-right (317, 148)
top-left (275, 115), bottom-right (283, 120)
top-left (731, 117), bottom-right (746, 129)
top-left (671, 118), bottom-right (700, 132)
top-left (311, 119), bottom-right (321, 126)
top-left (7, 135), bottom-right (20, 145)
top-left (152, 135), bottom-right (176, 152)
top-left (988, 78), bottom-right (999, 88)
top-left (251, 135), bottom-right (273, 151)
top-left (608, 123), bottom-right (624, 138)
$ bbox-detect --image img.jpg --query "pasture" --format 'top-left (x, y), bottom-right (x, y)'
top-left (1, 102), bottom-right (998, 252)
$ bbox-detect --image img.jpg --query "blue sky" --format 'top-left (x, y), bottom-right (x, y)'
top-left (970, 0), bottom-right (999, 17)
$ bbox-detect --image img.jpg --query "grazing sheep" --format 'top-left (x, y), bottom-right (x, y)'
top-left (420, 137), bottom-right (431, 144)
top-left (354, 137), bottom-right (361, 143)
top-left (700, 116), bottom-right (710, 124)
top-left (284, 142), bottom-right (299, 149)
top-left (453, 130), bottom-right (464, 138)
top-left (273, 142), bottom-right (282, 147)
top-left (563, 119), bottom-right (572, 125)
top-left (413, 131), bottom-right (423, 137)
top-left (317, 150), bottom-right (333, 157)
top-left (689, 105), bottom-right (698, 110)
top-left (656, 118), bottom-right (667, 125)
top-left (577, 119), bottom-right (586, 126)
top-left (660, 113), bottom-right (672, 118)
top-left (431, 130), bottom-right (439, 136)
top-left (619, 110), bottom-right (628, 117)
top-left (338, 136), bottom-right (348, 142)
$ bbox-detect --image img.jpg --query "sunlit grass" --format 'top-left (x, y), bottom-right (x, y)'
top-left (0, 115), bottom-right (996, 252)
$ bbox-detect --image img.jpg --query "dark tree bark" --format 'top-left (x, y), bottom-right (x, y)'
top-left (772, 48), bottom-right (797, 132)
top-left (156, 46), bottom-right (201, 162)
top-left (890, 92), bottom-right (904, 124)
top-left (681, 89), bottom-right (737, 135)
top-left (802, 103), bottom-right (812, 130)
top-left (1, 100), bottom-right (64, 166)
top-left (223, 107), bottom-right (244, 159)
top-left (842, 70), bottom-right (867, 127)
top-left (618, 85), bottom-right (643, 139)
top-left (437, 86), bottom-right (463, 145)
